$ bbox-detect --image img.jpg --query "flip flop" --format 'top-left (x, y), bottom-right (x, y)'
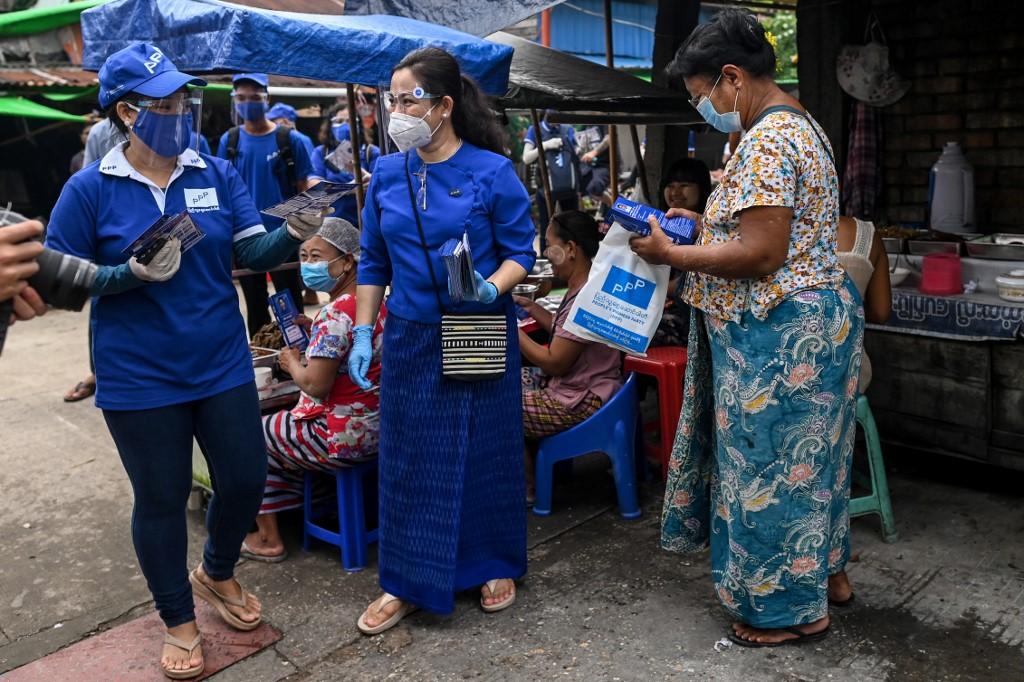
top-left (480, 579), bottom-right (516, 613)
top-left (728, 624), bottom-right (830, 648)
top-left (240, 542), bottom-right (288, 564)
top-left (188, 568), bottom-right (261, 631)
top-left (161, 632), bottom-right (204, 680)
top-left (357, 593), bottom-right (418, 636)
top-left (829, 593), bottom-right (856, 608)
top-left (63, 380), bottom-right (96, 403)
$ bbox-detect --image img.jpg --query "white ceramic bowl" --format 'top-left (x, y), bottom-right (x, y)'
top-left (995, 269), bottom-right (1024, 303)
top-left (890, 266), bottom-right (911, 287)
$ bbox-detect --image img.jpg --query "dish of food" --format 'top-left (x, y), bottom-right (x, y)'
top-left (251, 323), bottom-right (285, 350)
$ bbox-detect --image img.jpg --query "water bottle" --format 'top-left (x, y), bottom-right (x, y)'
top-left (928, 142), bottom-right (975, 232)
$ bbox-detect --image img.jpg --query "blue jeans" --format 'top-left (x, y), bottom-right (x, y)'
top-left (103, 382), bottom-right (266, 628)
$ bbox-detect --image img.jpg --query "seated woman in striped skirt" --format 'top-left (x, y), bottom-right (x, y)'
top-left (515, 211), bottom-right (624, 505)
top-left (242, 218), bottom-right (386, 562)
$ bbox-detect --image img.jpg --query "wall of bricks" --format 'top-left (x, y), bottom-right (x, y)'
top-left (870, 0), bottom-right (1024, 232)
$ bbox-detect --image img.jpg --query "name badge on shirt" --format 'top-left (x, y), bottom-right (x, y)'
top-left (184, 187), bottom-right (220, 213)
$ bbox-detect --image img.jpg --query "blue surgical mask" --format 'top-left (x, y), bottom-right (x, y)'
top-left (235, 101), bottom-right (268, 123)
top-left (300, 258), bottom-right (341, 292)
top-left (129, 107), bottom-right (194, 158)
top-left (696, 75), bottom-right (743, 134)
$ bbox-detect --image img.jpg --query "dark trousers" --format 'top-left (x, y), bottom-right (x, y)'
top-left (535, 191), bottom-right (580, 253)
top-left (103, 382), bottom-right (267, 628)
top-left (239, 267), bottom-right (303, 338)
top-left (580, 164), bottom-right (611, 199)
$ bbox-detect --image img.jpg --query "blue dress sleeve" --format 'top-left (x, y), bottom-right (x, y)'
top-left (357, 172), bottom-right (392, 287)
top-left (310, 145), bottom-right (327, 180)
top-left (487, 159), bottom-right (537, 274)
top-left (290, 131), bottom-right (315, 182)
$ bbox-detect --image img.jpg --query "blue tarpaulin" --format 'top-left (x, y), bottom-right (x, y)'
top-left (79, 0), bottom-right (514, 94)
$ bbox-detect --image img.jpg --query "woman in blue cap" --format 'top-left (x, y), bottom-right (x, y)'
top-left (45, 43), bottom-right (326, 678)
top-left (349, 47), bottom-right (536, 634)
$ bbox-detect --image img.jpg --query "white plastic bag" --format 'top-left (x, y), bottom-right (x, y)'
top-left (563, 222), bottom-right (670, 355)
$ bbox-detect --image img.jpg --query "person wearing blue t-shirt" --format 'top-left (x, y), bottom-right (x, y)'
top-left (310, 119), bottom-right (380, 226)
top-left (44, 44), bottom-right (327, 680)
top-left (267, 102), bottom-right (316, 159)
top-left (523, 115), bottom-right (581, 251)
top-left (217, 73), bottom-right (316, 336)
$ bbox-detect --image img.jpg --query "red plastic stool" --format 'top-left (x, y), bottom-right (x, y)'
top-left (624, 346), bottom-right (688, 480)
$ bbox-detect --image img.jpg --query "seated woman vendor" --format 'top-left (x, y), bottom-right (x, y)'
top-left (515, 210), bottom-right (624, 503)
top-left (242, 218), bottom-right (386, 562)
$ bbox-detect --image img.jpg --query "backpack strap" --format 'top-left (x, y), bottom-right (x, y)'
top-left (276, 126), bottom-right (297, 193)
top-left (225, 126), bottom-right (241, 164)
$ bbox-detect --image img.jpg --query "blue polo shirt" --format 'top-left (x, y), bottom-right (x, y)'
top-left (216, 125), bottom-right (314, 230)
top-left (358, 144), bottom-right (536, 324)
top-left (46, 144), bottom-right (268, 410)
top-left (310, 140), bottom-right (380, 226)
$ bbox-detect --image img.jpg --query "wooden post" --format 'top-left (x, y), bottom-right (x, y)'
top-left (529, 107), bottom-right (555, 223)
top-left (629, 125), bottom-right (650, 201)
top-left (604, 0), bottom-right (619, 201)
top-left (345, 83), bottom-right (365, 229)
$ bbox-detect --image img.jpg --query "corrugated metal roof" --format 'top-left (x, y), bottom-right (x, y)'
top-left (0, 67), bottom-right (345, 90)
top-left (548, 0), bottom-right (656, 68)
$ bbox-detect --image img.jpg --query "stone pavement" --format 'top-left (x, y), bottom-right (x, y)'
top-left (1, 307), bottom-right (1023, 681)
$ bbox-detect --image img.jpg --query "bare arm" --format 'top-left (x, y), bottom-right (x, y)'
top-left (863, 232), bottom-right (892, 324)
top-left (487, 260), bottom-right (529, 296)
top-left (519, 330), bottom-right (586, 377)
top-left (515, 296), bottom-right (554, 332)
top-left (279, 348), bottom-right (341, 400)
top-left (354, 284), bottom-right (386, 327)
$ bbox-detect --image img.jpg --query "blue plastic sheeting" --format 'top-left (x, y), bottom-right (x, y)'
top-left (344, 0), bottom-right (563, 38)
top-left (80, 0), bottom-right (514, 94)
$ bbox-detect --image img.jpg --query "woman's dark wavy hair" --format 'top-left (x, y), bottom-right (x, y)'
top-left (666, 8), bottom-right (776, 83)
top-left (659, 158), bottom-right (712, 212)
top-left (550, 210), bottom-right (601, 260)
top-left (393, 47), bottom-right (508, 157)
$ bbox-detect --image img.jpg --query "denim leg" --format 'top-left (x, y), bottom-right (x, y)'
top-left (103, 404), bottom-right (196, 628)
top-left (194, 382), bottom-right (267, 581)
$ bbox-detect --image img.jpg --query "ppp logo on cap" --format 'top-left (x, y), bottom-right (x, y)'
top-left (602, 265), bottom-right (656, 309)
top-left (144, 48), bottom-right (165, 74)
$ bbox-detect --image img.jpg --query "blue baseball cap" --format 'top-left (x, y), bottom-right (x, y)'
top-left (99, 43), bottom-right (206, 109)
top-left (232, 73), bottom-right (269, 88)
top-left (267, 103), bottom-right (297, 121)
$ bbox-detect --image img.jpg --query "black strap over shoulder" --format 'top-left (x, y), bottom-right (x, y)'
top-left (403, 153), bottom-right (447, 315)
top-left (276, 125), bottom-right (296, 190)
top-left (225, 126), bottom-right (241, 163)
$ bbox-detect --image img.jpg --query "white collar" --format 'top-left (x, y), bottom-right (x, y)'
top-left (99, 142), bottom-right (207, 178)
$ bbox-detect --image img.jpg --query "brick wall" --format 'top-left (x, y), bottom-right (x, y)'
top-left (870, 0), bottom-right (1024, 233)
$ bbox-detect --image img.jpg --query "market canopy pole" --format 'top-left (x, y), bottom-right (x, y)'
top-left (629, 125), bottom-right (650, 201)
top-left (345, 82), bottom-right (365, 228)
top-left (529, 107), bottom-right (555, 224)
top-left (603, 0), bottom-right (619, 201)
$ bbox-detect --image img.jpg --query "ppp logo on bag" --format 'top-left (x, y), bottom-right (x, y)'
top-left (602, 265), bottom-right (656, 309)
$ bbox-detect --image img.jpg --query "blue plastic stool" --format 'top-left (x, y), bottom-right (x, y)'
top-left (532, 373), bottom-right (641, 519)
top-left (849, 395), bottom-right (899, 543)
top-left (302, 459), bottom-right (379, 571)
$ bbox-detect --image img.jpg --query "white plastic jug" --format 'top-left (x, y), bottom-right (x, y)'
top-left (929, 142), bottom-right (975, 232)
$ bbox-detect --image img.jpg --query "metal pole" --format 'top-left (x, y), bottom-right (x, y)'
top-left (529, 107), bottom-right (555, 224)
top-left (345, 83), bottom-right (365, 229)
top-left (604, 0), bottom-right (619, 201)
top-left (629, 124), bottom-right (650, 202)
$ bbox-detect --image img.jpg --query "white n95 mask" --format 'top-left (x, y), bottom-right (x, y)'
top-left (387, 105), bottom-right (440, 152)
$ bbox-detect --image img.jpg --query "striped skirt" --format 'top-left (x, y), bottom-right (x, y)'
top-left (377, 310), bottom-right (527, 614)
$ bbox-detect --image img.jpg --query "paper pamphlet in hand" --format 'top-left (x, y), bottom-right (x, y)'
top-left (439, 233), bottom-right (480, 304)
top-left (261, 181), bottom-right (358, 219)
top-left (269, 290), bottom-right (309, 350)
top-left (123, 211), bottom-right (205, 259)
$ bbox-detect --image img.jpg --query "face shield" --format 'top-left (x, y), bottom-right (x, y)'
top-left (231, 90), bottom-right (270, 126)
top-left (379, 84), bottom-right (441, 154)
top-left (124, 90), bottom-right (203, 162)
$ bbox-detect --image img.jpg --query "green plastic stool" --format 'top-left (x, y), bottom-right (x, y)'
top-left (849, 395), bottom-right (899, 543)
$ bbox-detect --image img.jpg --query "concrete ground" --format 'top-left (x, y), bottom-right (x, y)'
top-left (1, 305), bottom-right (1023, 681)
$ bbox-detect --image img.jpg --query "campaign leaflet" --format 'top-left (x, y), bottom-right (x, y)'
top-left (605, 196), bottom-right (698, 246)
top-left (122, 211), bottom-right (205, 260)
top-left (261, 181), bottom-right (359, 220)
top-left (269, 290), bottom-right (309, 351)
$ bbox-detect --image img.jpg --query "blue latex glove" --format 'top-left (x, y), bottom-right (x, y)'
top-left (473, 271), bottom-right (498, 304)
top-left (347, 324), bottom-right (374, 390)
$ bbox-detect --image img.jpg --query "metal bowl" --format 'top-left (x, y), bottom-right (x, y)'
top-left (513, 283), bottom-right (539, 299)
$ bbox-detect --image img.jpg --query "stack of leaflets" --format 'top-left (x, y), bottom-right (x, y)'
top-left (439, 233), bottom-right (480, 304)
top-left (123, 211), bottom-right (205, 263)
top-left (261, 181), bottom-right (359, 220)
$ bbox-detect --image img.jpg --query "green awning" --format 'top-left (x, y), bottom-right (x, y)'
top-left (0, 0), bottom-right (110, 38)
top-left (0, 96), bottom-right (86, 122)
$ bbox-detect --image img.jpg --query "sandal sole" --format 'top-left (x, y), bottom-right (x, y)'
top-left (163, 663), bottom-right (205, 680)
top-left (357, 603), bottom-right (418, 635)
top-left (189, 570), bottom-right (261, 632)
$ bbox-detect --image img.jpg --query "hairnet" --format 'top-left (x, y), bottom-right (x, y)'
top-left (318, 217), bottom-right (361, 260)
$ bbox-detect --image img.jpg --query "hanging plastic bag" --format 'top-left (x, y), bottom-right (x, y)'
top-left (563, 223), bottom-right (670, 355)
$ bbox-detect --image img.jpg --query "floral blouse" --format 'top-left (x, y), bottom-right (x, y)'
top-left (684, 110), bottom-right (845, 322)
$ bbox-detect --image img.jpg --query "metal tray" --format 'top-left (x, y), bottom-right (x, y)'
top-left (966, 234), bottom-right (1024, 260)
top-left (251, 346), bottom-right (280, 368)
top-left (882, 237), bottom-right (904, 254)
top-left (908, 239), bottom-right (960, 256)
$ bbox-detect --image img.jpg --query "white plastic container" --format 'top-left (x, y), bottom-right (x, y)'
top-left (929, 142), bottom-right (975, 233)
top-left (995, 269), bottom-right (1024, 303)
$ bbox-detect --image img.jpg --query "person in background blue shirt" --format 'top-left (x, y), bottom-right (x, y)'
top-left (44, 43), bottom-right (327, 679)
top-left (217, 73), bottom-right (316, 336)
top-left (267, 102), bottom-right (316, 159)
top-left (350, 47), bottom-right (535, 636)
top-left (523, 114), bottom-right (580, 251)
top-left (310, 118), bottom-right (380, 225)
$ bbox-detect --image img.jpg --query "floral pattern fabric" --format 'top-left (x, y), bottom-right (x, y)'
top-left (684, 111), bottom-right (846, 323)
top-left (662, 280), bottom-right (864, 628)
top-left (291, 294), bottom-right (386, 459)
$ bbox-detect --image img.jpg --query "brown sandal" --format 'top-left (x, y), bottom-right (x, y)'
top-left (161, 633), bottom-right (204, 679)
top-left (188, 568), bottom-right (261, 631)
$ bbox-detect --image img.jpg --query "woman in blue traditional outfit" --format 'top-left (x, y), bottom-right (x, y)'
top-left (630, 9), bottom-right (863, 647)
top-left (348, 47), bottom-right (536, 634)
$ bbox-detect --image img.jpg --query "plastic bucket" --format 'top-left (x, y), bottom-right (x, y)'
top-left (919, 253), bottom-right (963, 295)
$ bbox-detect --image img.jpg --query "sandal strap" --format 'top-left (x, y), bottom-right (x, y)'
top-left (164, 633), bottom-right (202, 653)
top-left (372, 592), bottom-right (400, 614)
top-left (197, 574), bottom-right (248, 609)
top-left (483, 579), bottom-right (514, 597)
